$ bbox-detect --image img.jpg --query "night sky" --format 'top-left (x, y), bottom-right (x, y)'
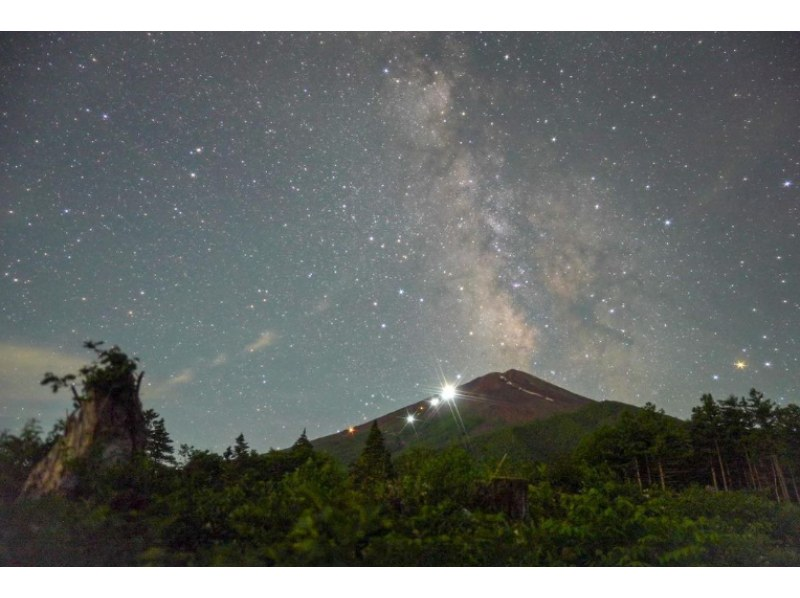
top-left (1, 32), bottom-right (798, 452)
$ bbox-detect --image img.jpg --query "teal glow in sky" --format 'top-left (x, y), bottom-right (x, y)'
top-left (1, 33), bottom-right (798, 451)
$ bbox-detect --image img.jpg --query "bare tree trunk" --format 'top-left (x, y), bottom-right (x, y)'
top-left (715, 440), bottom-right (729, 491)
top-left (711, 465), bottom-right (719, 491)
top-left (645, 455), bottom-right (653, 487)
top-left (753, 457), bottom-right (763, 490)
top-left (745, 451), bottom-right (757, 490)
top-left (658, 460), bottom-right (666, 491)
top-left (790, 470), bottom-right (800, 503)
top-left (773, 455), bottom-right (791, 502)
top-left (635, 458), bottom-right (643, 492)
top-left (771, 458), bottom-right (782, 502)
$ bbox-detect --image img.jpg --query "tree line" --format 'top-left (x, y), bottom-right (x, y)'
top-left (578, 391), bottom-right (800, 502)
top-left (1, 344), bottom-right (799, 565)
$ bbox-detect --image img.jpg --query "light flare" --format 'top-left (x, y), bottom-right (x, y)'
top-left (441, 383), bottom-right (457, 401)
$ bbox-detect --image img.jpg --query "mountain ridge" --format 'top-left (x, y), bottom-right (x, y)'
top-left (310, 368), bottom-right (613, 464)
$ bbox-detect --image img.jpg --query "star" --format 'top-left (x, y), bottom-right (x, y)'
top-left (0, 32), bottom-right (797, 455)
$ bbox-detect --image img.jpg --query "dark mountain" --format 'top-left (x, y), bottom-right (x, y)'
top-left (311, 369), bottom-right (634, 464)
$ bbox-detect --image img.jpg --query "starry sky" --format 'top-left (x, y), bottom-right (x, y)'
top-left (1, 32), bottom-right (798, 452)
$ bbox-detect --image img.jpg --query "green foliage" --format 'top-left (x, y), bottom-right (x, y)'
top-left (475, 400), bottom-right (639, 470)
top-left (350, 421), bottom-right (394, 493)
top-left (0, 420), bottom-right (47, 503)
top-left (394, 446), bottom-right (480, 510)
top-left (689, 390), bottom-right (800, 497)
top-left (223, 433), bottom-right (252, 461)
top-left (144, 409), bottom-right (176, 467)
top-left (40, 341), bottom-right (140, 409)
top-left (0, 418), bottom-right (68, 504)
top-left (0, 497), bottom-right (149, 566)
top-left (77, 340), bottom-right (139, 391)
top-left (3, 378), bottom-right (800, 565)
top-left (578, 403), bottom-right (691, 490)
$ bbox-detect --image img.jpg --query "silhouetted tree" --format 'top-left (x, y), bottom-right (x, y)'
top-left (144, 409), bottom-right (176, 467)
top-left (224, 433), bottom-right (251, 461)
top-left (289, 428), bottom-right (314, 461)
top-left (350, 421), bottom-right (394, 490)
top-left (41, 340), bottom-right (143, 409)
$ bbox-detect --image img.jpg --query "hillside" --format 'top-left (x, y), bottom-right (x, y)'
top-left (311, 369), bottom-right (625, 464)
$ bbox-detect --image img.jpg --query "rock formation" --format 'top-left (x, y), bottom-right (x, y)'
top-left (19, 351), bottom-right (147, 500)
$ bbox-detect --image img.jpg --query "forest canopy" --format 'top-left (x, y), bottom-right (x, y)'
top-left (1, 346), bottom-right (799, 566)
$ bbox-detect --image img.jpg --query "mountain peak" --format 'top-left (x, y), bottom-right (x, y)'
top-left (311, 369), bottom-right (596, 463)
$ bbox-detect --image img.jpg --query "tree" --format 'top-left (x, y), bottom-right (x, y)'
top-left (776, 404), bottom-right (800, 501)
top-left (289, 429), bottom-right (314, 462)
top-left (144, 409), bottom-right (176, 467)
top-left (691, 394), bottom-right (728, 490)
top-left (224, 433), bottom-right (251, 461)
top-left (350, 421), bottom-right (394, 490)
top-left (41, 341), bottom-right (143, 409)
top-left (578, 404), bottom-right (691, 491)
top-left (0, 420), bottom-right (48, 503)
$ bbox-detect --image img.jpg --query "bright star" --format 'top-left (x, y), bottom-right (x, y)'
top-left (734, 360), bottom-right (747, 370)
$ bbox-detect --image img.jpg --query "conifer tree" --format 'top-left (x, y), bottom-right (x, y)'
top-left (233, 433), bottom-right (250, 459)
top-left (291, 428), bottom-right (313, 455)
top-left (293, 428), bottom-right (312, 450)
top-left (144, 408), bottom-right (176, 467)
top-left (350, 421), bottom-right (394, 489)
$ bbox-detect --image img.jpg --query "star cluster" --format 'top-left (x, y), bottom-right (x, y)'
top-left (1, 33), bottom-right (798, 451)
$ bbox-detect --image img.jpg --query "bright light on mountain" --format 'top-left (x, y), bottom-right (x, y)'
top-left (441, 384), bottom-right (456, 401)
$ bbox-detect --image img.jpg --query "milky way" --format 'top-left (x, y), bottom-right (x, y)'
top-left (1, 33), bottom-right (798, 451)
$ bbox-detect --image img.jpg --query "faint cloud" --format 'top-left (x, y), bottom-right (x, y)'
top-left (166, 368), bottom-right (194, 386)
top-left (144, 368), bottom-right (195, 402)
top-left (0, 342), bottom-right (87, 402)
top-left (244, 330), bottom-right (278, 353)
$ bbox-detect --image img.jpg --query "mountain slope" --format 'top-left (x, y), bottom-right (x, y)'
top-left (311, 369), bottom-right (618, 464)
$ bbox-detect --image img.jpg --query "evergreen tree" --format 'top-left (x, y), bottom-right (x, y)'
top-left (289, 429), bottom-right (314, 461)
top-left (691, 393), bottom-right (728, 490)
top-left (223, 434), bottom-right (251, 461)
top-left (350, 421), bottom-right (394, 489)
top-left (234, 433), bottom-right (251, 459)
top-left (293, 428), bottom-right (313, 451)
top-left (144, 409), bottom-right (176, 467)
